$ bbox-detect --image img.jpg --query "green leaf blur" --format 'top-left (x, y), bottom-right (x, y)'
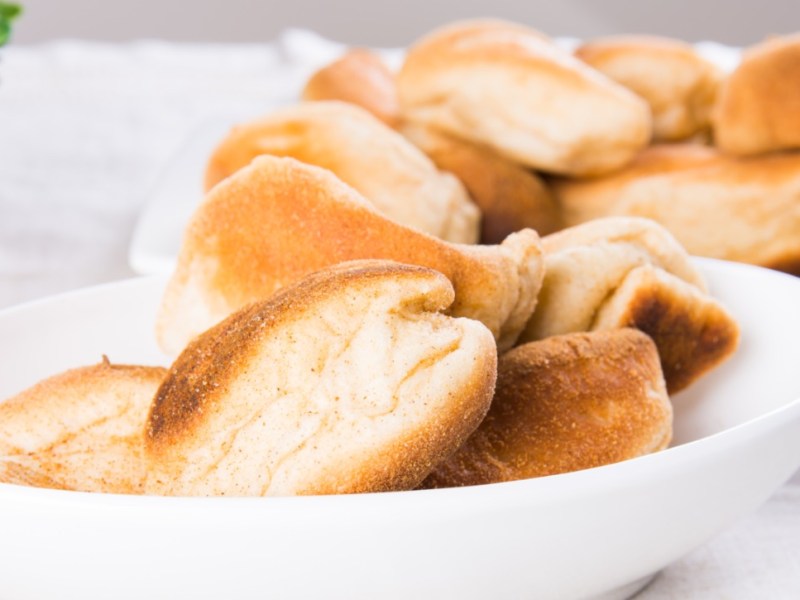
top-left (0, 3), bottom-right (22, 47)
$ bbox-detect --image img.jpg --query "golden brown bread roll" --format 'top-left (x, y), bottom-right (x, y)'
top-left (0, 359), bottom-right (166, 493)
top-left (422, 329), bottom-right (672, 487)
top-left (401, 122), bottom-right (563, 243)
top-left (519, 217), bottom-right (739, 393)
top-left (551, 144), bottom-right (800, 274)
top-left (713, 33), bottom-right (800, 155)
top-left (298, 54), bottom-right (562, 243)
top-left (591, 263), bottom-right (739, 393)
top-left (396, 19), bottom-right (651, 176)
top-left (146, 260), bottom-right (497, 496)
top-left (158, 155), bottom-right (544, 355)
top-left (575, 35), bottom-right (722, 142)
top-left (302, 48), bottom-right (400, 127)
top-left (520, 216), bottom-right (702, 346)
top-left (204, 101), bottom-right (479, 244)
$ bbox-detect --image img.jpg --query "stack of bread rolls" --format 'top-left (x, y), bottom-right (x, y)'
top-left (5, 18), bottom-right (763, 497)
top-left (303, 20), bottom-right (800, 275)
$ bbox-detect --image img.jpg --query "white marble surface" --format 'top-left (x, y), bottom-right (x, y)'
top-left (0, 33), bottom-right (798, 599)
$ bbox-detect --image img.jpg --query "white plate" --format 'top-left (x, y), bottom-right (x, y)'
top-left (1, 258), bottom-right (798, 599)
top-left (127, 40), bottom-right (742, 276)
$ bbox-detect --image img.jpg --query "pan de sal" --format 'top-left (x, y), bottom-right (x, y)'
top-left (590, 263), bottom-right (738, 393)
top-left (204, 101), bottom-right (479, 244)
top-left (401, 122), bottom-right (563, 243)
top-left (302, 49), bottom-right (400, 127)
top-left (554, 144), bottom-right (717, 227)
top-left (299, 55), bottom-right (563, 242)
top-left (575, 35), bottom-right (722, 142)
top-left (396, 19), bottom-right (652, 176)
top-left (145, 260), bottom-right (497, 496)
top-left (0, 359), bottom-right (166, 494)
top-left (422, 329), bottom-right (671, 487)
top-left (519, 217), bottom-right (739, 393)
top-left (158, 156), bottom-right (543, 356)
top-left (713, 33), bottom-right (800, 155)
top-left (552, 144), bottom-right (800, 274)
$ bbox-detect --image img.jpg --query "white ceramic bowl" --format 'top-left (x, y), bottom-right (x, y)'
top-left (1, 258), bottom-right (799, 600)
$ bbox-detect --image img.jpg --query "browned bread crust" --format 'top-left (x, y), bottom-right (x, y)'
top-left (401, 123), bottom-right (563, 243)
top-left (422, 329), bottom-right (672, 487)
top-left (158, 155), bottom-right (543, 355)
top-left (713, 33), bottom-right (800, 155)
top-left (0, 359), bottom-right (167, 493)
top-left (146, 260), bottom-right (497, 496)
top-left (302, 49), bottom-right (400, 127)
top-left (520, 217), bottom-right (739, 393)
top-left (593, 265), bottom-right (740, 393)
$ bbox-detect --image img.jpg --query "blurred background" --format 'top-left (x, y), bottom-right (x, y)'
top-left (3, 0), bottom-right (799, 309)
top-left (11, 0), bottom-right (800, 46)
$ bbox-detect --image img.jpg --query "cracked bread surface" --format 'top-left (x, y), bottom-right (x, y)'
top-left (146, 260), bottom-right (497, 496)
top-left (0, 360), bottom-right (167, 494)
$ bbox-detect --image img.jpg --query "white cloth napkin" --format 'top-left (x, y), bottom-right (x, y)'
top-left (0, 30), bottom-right (797, 598)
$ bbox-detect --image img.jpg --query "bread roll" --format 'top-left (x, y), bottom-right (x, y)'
top-left (299, 54), bottom-right (562, 242)
top-left (401, 122), bottom-right (563, 243)
top-left (576, 35), bottom-right (722, 142)
top-left (146, 260), bottom-right (497, 496)
top-left (204, 101), bottom-right (479, 244)
top-left (591, 263), bottom-right (739, 393)
top-left (0, 359), bottom-right (166, 493)
top-left (302, 49), bottom-right (400, 127)
top-left (397, 19), bottom-right (651, 176)
top-left (422, 329), bottom-right (672, 487)
top-left (158, 155), bottom-right (543, 355)
top-left (713, 33), bottom-right (800, 155)
top-left (519, 217), bottom-right (739, 393)
top-left (552, 144), bottom-right (800, 274)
